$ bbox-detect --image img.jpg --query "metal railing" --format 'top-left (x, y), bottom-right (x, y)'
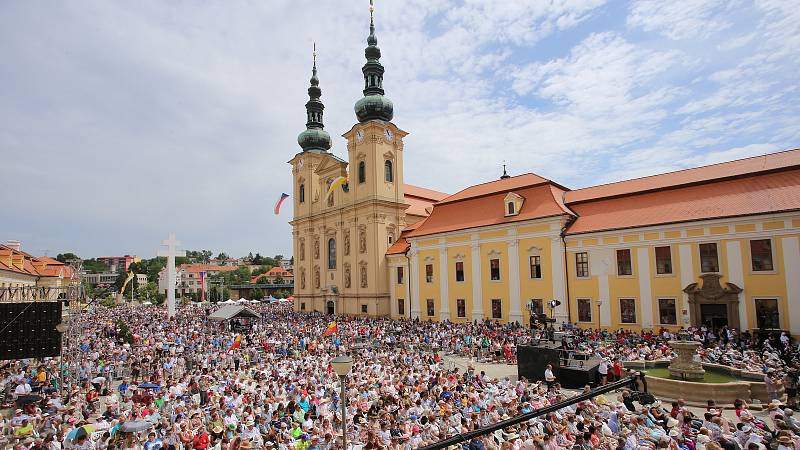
top-left (418, 375), bottom-right (640, 450)
top-left (0, 285), bottom-right (81, 302)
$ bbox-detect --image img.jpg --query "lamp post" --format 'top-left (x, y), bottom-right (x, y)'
top-left (331, 355), bottom-right (353, 449)
top-left (55, 322), bottom-right (68, 396)
top-left (595, 299), bottom-right (603, 332)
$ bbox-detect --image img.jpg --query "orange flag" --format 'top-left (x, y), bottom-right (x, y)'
top-left (321, 321), bottom-right (337, 337)
top-left (228, 335), bottom-right (242, 351)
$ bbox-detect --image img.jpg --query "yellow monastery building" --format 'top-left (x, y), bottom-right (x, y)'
top-left (0, 240), bottom-right (79, 300)
top-left (291, 8), bottom-right (800, 337)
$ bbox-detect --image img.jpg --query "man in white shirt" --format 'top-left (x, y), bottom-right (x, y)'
top-left (598, 359), bottom-right (609, 385)
top-left (544, 364), bottom-right (555, 387)
top-left (14, 380), bottom-right (32, 398)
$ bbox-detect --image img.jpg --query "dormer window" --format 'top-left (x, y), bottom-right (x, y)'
top-left (504, 192), bottom-right (524, 217)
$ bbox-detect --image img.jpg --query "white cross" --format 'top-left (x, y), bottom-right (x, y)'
top-left (157, 233), bottom-right (186, 318)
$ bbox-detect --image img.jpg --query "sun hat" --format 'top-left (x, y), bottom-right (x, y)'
top-left (667, 417), bottom-right (679, 428)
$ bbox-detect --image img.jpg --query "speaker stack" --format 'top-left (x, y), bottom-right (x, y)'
top-left (0, 301), bottom-right (63, 360)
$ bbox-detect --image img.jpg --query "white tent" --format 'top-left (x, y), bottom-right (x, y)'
top-left (222, 299), bottom-right (237, 305)
top-left (236, 298), bottom-right (249, 304)
top-left (142, 301), bottom-right (152, 305)
top-left (249, 299), bottom-right (260, 304)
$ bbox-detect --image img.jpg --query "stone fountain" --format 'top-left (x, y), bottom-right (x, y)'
top-left (668, 331), bottom-right (705, 380)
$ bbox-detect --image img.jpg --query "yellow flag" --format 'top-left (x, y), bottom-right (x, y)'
top-left (120, 271), bottom-right (135, 294)
top-left (325, 176), bottom-right (348, 200)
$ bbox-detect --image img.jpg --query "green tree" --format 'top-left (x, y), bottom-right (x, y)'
top-left (137, 281), bottom-right (159, 303)
top-left (116, 319), bottom-right (134, 344)
top-left (250, 288), bottom-right (264, 300)
top-left (216, 252), bottom-right (228, 261)
top-left (186, 250), bottom-right (213, 263)
top-left (273, 275), bottom-right (284, 285)
top-left (251, 253), bottom-right (263, 265)
top-left (56, 252), bottom-right (79, 264)
top-left (82, 258), bottom-right (108, 273)
top-left (274, 289), bottom-right (291, 299)
top-left (251, 266), bottom-right (269, 277)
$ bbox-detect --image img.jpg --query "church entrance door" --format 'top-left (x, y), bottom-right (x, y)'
top-left (326, 300), bottom-right (335, 315)
top-left (684, 274), bottom-right (742, 331)
top-left (700, 304), bottom-right (728, 329)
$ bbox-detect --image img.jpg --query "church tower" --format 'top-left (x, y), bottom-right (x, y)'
top-left (290, 2), bottom-right (409, 317)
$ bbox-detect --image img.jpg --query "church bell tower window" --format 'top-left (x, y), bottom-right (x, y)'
top-left (358, 161), bottom-right (366, 184)
top-left (299, 184), bottom-right (305, 203)
top-left (384, 160), bottom-right (393, 182)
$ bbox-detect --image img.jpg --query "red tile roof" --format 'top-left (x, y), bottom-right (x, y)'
top-left (566, 148), bottom-right (800, 204)
top-left (566, 168), bottom-right (800, 234)
top-left (406, 175), bottom-right (572, 238)
top-left (438, 173), bottom-right (554, 204)
top-left (405, 184), bottom-right (449, 201)
top-left (177, 264), bottom-right (239, 273)
top-left (385, 148), bottom-right (800, 250)
top-left (0, 245), bottom-right (75, 279)
top-left (386, 237), bottom-right (411, 255)
top-left (404, 184), bottom-right (448, 218)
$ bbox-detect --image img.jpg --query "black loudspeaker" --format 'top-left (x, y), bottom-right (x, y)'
top-left (517, 345), bottom-right (561, 382)
top-left (0, 302), bottom-right (62, 360)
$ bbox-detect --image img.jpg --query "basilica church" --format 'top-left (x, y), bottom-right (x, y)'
top-left (291, 6), bottom-right (800, 338)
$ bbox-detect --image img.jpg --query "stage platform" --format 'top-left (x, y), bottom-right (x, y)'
top-left (517, 344), bottom-right (601, 389)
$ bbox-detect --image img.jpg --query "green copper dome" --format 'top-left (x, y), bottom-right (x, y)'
top-left (354, 1), bottom-right (394, 123)
top-left (298, 51), bottom-right (331, 153)
top-left (355, 94), bottom-right (393, 123)
top-left (297, 128), bottom-right (331, 152)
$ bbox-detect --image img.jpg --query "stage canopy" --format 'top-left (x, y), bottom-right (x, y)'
top-left (209, 304), bottom-right (261, 322)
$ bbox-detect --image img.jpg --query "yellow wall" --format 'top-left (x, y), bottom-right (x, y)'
top-left (389, 213), bottom-right (800, 336)
top-left (560, 217), bottom-right (800, 335)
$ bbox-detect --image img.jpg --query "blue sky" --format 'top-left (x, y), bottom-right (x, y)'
top-left (1, 0), bottom-right (798, 259)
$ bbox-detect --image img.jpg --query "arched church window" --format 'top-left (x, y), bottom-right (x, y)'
top-left (384, 160), bottom-right (393, 182)
top-left (507, 202), bottom-right (515, 215)
top-left (358, 161), bottom-right (366, 184)
top-left (299, 184), bottom-right (305, 203)
top-left (328, 238), bottom-right (336, 270)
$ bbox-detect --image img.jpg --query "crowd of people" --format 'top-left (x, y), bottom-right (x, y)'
top-left (1, 303), bottom-right (798, 450)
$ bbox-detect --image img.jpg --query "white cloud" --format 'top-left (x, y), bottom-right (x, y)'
top-left (627, 0), bottom-right (734, 39)
top-left (0, 0), bottom-right (796, 257)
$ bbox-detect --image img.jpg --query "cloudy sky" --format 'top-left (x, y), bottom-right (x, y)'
top-left (1, 0), bottom-right (798, 259)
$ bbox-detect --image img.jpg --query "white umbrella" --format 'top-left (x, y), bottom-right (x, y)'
top-left (250, 299), bottom-right (260, 304)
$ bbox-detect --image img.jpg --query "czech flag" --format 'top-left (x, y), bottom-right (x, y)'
top-left (274, 193), bottom-right (290, 215)
top-left (321, 321), bottom-right (337, 337)
top-left (229, 335), bottom-right (242, 351)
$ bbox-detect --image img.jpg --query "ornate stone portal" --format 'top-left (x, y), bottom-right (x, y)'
top-left (668, 336), bottom-right (705, 380)
top-left (684, 274), bottom-right (742, 330)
